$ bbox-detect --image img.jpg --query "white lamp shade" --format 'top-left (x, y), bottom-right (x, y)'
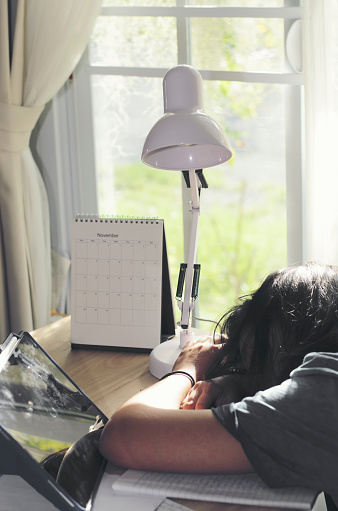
top-left (141, 65), bottom-right (233, 170)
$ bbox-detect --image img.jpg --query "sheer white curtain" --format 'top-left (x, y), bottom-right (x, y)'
top-left (0, 0), bottom-right (102, 340)
top-left (303, 0), bottom-right (338, 264)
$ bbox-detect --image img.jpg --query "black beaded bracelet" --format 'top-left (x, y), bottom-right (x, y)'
top-left (160, 370), bottom-right (196, 388)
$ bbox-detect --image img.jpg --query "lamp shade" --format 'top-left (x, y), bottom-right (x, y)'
top-left (141, 65), bottom-right (233, 170)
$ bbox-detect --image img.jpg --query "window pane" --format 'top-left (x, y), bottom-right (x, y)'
top-left (91, 75), bottom-right (184, 290)
top-left (88, 6), bottom-right (291, 325)
top-left (91, 73), bottom-right (287, 323)
top-left (191, 18), bottom-right (285, 73)
top-left (90, 16), bottom-right (177, 67)
top-left (197, 81), bottom-right (287, 321)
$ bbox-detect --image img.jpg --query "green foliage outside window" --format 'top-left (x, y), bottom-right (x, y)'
top-left (111, 162), bottom-right (286, 323)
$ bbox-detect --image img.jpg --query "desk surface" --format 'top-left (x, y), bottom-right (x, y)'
top-left (30, 317), bottom-right (291, 511)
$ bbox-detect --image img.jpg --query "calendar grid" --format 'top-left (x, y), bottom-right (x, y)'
top-left (74, 238), bottom-right (159, 327)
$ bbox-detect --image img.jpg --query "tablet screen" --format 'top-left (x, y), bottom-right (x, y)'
top-left (0, 332), bottom-right (107, 510)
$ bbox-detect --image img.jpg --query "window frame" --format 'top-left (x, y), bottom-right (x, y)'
top-left (39, 2), bottom-right (304, 313)
top-left (72, 2), bottom-right (304, 265)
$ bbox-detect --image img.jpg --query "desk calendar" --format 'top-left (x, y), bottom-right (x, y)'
top-left (70, 217), bottom-right (175, 350)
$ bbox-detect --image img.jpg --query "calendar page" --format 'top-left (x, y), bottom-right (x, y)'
top-left (70, 217), bottom-right (169, 350)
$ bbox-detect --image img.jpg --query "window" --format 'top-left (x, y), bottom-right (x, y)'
top-left (72, 0), bottom-right (303, 326)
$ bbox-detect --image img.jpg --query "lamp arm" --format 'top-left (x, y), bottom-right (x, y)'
top-left (178, 169), bottom-right (200, 349)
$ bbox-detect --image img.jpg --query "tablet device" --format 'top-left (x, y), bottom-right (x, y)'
top-left (0, 331), bottom-right (108, 511)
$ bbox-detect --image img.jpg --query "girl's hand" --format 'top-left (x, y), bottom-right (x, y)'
top-left (180, 374), bottom-right (250, 410)
top-left (180, 379), bottom-right (220, 410)
top-left (172, 335), bottom-right (224, 383)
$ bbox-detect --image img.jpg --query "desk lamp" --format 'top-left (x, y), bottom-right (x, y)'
top-left (141, 65), bottom-right (233, 379)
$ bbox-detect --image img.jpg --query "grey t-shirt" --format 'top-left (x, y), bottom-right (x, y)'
top-left (212, 352), bottom-right (338, 507)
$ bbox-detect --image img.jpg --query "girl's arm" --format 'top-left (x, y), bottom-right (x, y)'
top-left (99, 337), bottom-right (253, 474)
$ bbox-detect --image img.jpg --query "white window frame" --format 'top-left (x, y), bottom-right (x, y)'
top-left (72, 2), bottom-right (304, 265)
top-left (37, 2), bottom-right (304, 313)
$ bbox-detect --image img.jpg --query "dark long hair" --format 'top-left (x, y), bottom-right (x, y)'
top-left (207, 263), bottom-right (338, 394)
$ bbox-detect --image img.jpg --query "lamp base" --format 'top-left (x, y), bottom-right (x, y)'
top-left (149, 329), bottom-right (209, 379)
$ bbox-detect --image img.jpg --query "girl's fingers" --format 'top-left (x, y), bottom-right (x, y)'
top-left (195, 381), bottom-right (219, 410)
top-left (180, 384), bottom-right (204, 409)
top-left (180, 381), bottom-right (219, 410)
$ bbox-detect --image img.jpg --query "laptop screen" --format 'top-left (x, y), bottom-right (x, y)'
top-left (0, 331), bottom-right (107, 510)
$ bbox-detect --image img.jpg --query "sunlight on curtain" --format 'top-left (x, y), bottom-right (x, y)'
top-left (0, 0), bottom-right (102, 340)
top-left (303, 0), bottom-right (338, 265)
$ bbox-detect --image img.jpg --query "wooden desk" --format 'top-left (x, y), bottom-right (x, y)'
top-left (30, 317), bottom-right (289, 511)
